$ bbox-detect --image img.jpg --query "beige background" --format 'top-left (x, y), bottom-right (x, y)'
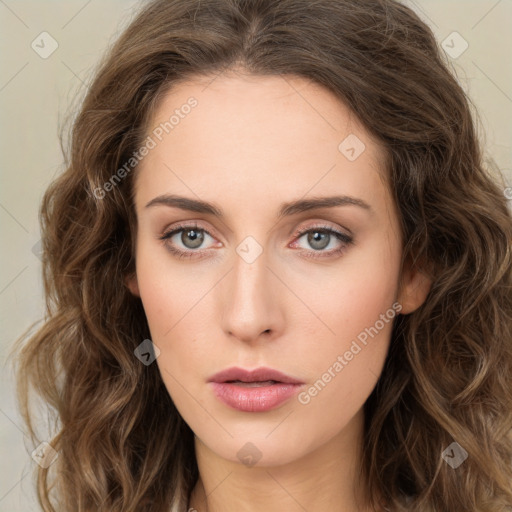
top-left (1, 1), bottom-right (511, 510)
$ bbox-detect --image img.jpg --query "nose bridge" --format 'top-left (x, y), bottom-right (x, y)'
top-left (220, 238), bottom-right (280, 342)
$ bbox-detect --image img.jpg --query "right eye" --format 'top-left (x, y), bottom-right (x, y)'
top-left (159, 223), bottom-right (219, 259)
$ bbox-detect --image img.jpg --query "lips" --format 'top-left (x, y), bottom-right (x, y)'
top-left (208, 367), bottom-right (305, 412)
top-left (208, 366), bottom-right (304, 385)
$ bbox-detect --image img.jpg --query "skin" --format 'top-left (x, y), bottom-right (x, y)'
top-left (126, 70), bottom-right (431, 512)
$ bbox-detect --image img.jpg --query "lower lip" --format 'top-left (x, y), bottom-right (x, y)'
top-left (209, 382), bottom-right (303, 412)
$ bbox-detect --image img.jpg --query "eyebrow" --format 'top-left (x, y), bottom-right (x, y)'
top-left (145, 194), bottom-right (374, 218)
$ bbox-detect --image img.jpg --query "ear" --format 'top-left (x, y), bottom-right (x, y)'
top-left (125, 272), bottom-right (140, 297)
top-left (396, 255), bottom-right (432, 315)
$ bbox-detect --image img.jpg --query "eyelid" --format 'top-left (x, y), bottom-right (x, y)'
top-left (160, 219), bottom-right (350, 240)
top-left (290, 220), bottom-right (352, 240)
top-left (158, 220), bottom-right (354, 259)
top-left (159, 221), bottom-right (220, 247)
top-left (161, 220), bottom-right (214, 237)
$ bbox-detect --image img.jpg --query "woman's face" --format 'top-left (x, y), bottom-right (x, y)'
top-left (127, 72), bottom-right (430, 467)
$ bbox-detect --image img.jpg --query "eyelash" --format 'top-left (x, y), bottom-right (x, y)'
top-left (158, 222), bottom-right (354, 260)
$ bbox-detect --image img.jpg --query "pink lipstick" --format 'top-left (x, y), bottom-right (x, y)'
top-left (208, 367), bottom-right (304, 412)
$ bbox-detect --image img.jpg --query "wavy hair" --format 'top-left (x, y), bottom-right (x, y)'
top-left (10, 0), bottom-right (512, 510)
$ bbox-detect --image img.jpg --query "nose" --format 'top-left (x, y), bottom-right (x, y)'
top-left (220, 246), bottom-right (283, 344)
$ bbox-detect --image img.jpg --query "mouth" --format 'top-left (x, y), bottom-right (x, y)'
top-left (208, 367), bottom-right (305, 412)
top-left (208, 366), bottom-right (304, 385)
top-left (224, 380), bottom-right (279, 387)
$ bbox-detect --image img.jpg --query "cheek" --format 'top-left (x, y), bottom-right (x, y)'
top-left (134, 244), bottom-right (216, 398)
top-left (327, 261), bottom-right (399, 340)
top-left (293, 234), bottom-right (401, 407)
top-left (135, 241), bottom-right (208, 338)
top-left (302, 232), bottom-right (401, 347)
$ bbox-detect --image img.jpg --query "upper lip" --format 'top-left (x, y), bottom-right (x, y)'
top-left (208, 366), bottom-right (304, 384)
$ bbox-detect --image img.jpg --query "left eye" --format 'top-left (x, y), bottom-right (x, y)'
top-left (291, 227), bottom-right (354, 259)
top-left (294, 228), bottom-right (348, 251)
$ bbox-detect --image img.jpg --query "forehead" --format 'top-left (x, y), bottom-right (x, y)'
top-left (134, 72), bottom-right (389, 214)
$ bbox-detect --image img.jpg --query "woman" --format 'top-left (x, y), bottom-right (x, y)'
top-left (11, 0), bottom-right (512, 511)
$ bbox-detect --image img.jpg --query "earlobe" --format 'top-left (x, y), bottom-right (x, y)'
top-left (397, 257), bottom-right (432, 315)
top-left (125, 272), bottom-right (140, 297)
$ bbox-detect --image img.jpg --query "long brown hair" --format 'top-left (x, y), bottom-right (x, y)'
top-left (10, 0), bottom-right (512, 510)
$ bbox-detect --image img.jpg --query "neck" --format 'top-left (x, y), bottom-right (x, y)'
top-left (188, 408), bottom-right (378, 512)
